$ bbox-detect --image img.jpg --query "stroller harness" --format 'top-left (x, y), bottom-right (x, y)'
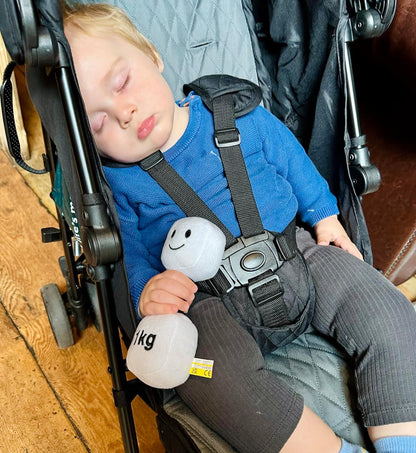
top-left (138, 75), bottom-right (315, 350)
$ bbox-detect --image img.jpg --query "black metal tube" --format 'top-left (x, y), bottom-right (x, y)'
top-left (55, 65), bottom-right (96, 195)
top-left (344, 40), bottom-right (362, 139)
top-left (95, 277), bottom-right (140, 453)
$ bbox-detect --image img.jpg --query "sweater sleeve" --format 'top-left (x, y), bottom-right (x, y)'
top-left (110, 190), bottom-right (161, 317)
top-left (119, 215), bottom-right (160, 316)
top-left (257, 107), bottom-right (339, 226)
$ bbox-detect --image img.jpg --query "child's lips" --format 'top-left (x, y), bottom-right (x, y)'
top-left (137, 115), bottom-right (155, 140)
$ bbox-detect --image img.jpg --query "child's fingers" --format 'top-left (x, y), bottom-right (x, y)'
top-left (149, 288), bottom-right (193, 313)
top-left (162, 269), bottom-right (198, 294)
top-left (140, 290), bottom-right (191, 316)
top-left (333, 237), bottom-right (363, 260)
top-left (143, 300), bottom-right (182, 316)
top-left (140, 270), bottom-right (197, 316)
top-left (316, 232), bottom-right (331, 246)
top-left (153, 270), bottom-right (197, 302)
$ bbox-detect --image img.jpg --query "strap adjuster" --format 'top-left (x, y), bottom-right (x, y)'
top-left (248, 274), bottom-right (283, 307)
top-left (248, 273), bottom-right (288, 328)
top-left (214, 127), bottom-right (241, 148)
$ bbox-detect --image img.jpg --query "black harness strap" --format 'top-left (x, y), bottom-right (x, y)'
top-left (212, 93), bottom-right (264, 238)
top-left (139, 151), bottom-right (237, 248)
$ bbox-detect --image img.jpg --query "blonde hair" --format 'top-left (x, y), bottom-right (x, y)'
top-left (61, 2), bottom-right (160, 65)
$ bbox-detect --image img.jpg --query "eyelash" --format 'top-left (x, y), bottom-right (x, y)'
top-left (116, 72), bottom-right (129, 93)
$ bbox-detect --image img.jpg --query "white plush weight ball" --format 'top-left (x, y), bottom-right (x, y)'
top-left (126, 313), bottom-right (198, 389)
top-left (161, 217), bottom-right (226, 282)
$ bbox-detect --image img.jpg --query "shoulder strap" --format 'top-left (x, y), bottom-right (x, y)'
top-left (186, 74), bottom-right (264, 238)
top-left (1, 61), bottom-right (47, 174)
top-left (139, 151), bottom-right (237, 248)
top-left (210, 91), bottom-right (264, 238)
top-left (140, 74), bottom-right (265, 242)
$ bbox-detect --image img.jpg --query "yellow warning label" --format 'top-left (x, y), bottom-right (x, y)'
top-left (189, 358), bottom-right (214, 379)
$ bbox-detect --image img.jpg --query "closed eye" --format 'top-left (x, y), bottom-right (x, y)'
top-left (114, 70), bottom-right (130, 93)
top-left (90, 113), bottom-right (106, 133)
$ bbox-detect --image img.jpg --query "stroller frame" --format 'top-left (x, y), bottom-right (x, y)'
top-left (0, 0), bottom-right (397, 451)
top-left (43, 35), bottom-right (142, 453)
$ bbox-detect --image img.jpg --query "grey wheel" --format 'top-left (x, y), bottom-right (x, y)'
top-left (41, 283), bottom-right (74, 349)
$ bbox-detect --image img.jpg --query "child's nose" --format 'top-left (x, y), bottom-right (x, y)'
top-left (118, 105), bottom-right (136, 128)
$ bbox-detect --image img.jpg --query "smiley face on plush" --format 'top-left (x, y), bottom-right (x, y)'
top-left (161, 216), bottom-right (226, 282)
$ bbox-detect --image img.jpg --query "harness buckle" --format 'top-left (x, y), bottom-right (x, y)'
top-left (222, 231), bottom-right (283, 287)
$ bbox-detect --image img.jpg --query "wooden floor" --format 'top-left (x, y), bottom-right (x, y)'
top-left (0, 150), bottom-right (164, 452)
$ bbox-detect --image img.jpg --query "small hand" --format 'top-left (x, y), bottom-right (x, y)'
top-left (139, 270), bottom-right (198, 317)
top-left (314, 215), bottom-right (363, 260)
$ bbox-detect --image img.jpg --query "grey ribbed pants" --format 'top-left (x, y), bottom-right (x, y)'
top-left (176, 229), bottom-right (416, 453)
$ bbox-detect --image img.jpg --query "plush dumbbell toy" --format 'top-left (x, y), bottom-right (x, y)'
top-left (126, 217), bottom-right (226, 389)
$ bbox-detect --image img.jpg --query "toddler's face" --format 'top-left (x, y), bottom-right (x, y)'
top-left (65, 28), bottom-right (185, 163)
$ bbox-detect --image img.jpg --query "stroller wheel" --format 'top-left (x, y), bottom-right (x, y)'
top-left (41, 283), bottom-right (75, 349)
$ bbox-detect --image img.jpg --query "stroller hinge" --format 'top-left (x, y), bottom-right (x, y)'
top-left (81, 193), bottom-right (122, 268)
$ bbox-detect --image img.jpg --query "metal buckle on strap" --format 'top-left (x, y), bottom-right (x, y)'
top-left (214, 127), bottom-right (241, 148)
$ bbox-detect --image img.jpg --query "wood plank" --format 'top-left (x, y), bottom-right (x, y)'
top-left (0, 150), bottom-right (164, 452)
top-left (0, 303), bottom-right (87, 452)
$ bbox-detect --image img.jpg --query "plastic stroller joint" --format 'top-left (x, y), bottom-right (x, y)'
top-left (347, 0), bottom-right (397, 40)
top-left (348, 135), bottom-right (381, 195)
top-left (112, 382), bottom-right (138, 408)
top-left (15, 0), bottom-right (59, 66)
top-left (81, 193), bottom-right (122, 268)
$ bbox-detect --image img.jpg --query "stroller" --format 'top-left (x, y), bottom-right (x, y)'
top-left (0, 0), bottom-right (397, 451)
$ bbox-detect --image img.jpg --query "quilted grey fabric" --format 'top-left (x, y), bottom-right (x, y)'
top-left (77, 0), bottom-right (366, 447)
top-left (111, 0), bottom-right (259, 99)
top-left (265, 328), bottom-right (367, 445)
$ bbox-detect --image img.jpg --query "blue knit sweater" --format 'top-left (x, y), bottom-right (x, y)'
top-left (104, 94), bottom-right (339, 312)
